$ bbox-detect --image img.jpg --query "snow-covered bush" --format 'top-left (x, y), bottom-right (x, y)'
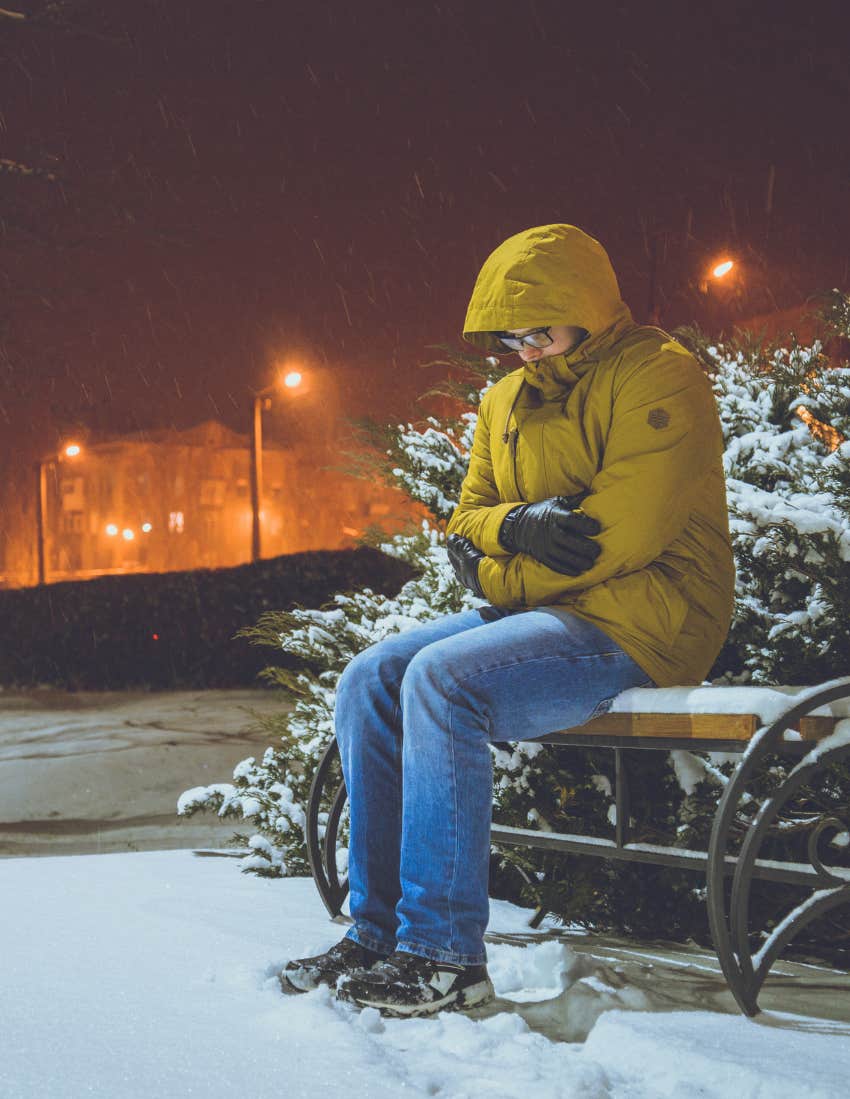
top-left (180, 307), bottom-right (850, 954)
top-left (689, 322), bottom-right (850, 686)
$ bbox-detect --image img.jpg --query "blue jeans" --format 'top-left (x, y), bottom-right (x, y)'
top-left (334, 606), bottom-right (654, 966)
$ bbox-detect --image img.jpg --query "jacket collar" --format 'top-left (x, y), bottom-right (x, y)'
top-left (521, 302), bottom-right (635, 401)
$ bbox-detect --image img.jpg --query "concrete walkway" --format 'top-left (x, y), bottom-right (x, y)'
top-left (0, 688), bottom-right (290, 857)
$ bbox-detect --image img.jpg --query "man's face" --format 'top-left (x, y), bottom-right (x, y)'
top-left (508, 325), bottom-right (587, 362)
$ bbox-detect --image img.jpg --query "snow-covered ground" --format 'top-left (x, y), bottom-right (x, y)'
top-left (3, 849), bottom-right (850, 1099)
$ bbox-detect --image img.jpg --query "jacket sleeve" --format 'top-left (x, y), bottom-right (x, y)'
top-left (446, 389), bottom-right (524, 556)
top-left (478, 345), bottom-right (720, 606)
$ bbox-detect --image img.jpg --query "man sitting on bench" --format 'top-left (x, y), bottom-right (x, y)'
top-left (279, 222), bottom-right (735, 1017)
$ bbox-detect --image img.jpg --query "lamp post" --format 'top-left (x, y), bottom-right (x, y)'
top-left (35, 460), bottom-right (48, 586)
top-left (249, 371), bottom-right (302, 562)
top-left (250, 391), bottom-right (271, 563)
top-left (35, 442), bottom-right (83, 586)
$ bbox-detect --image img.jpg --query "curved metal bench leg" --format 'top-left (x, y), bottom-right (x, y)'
top-left (323, 781), bottom-right (350, 901)
top-left (707, 676), bottom-right (850, 1015)
top-left (527, 905), bottom-right (548, 930)
top-left (306, 737), bottom-right (350, 918)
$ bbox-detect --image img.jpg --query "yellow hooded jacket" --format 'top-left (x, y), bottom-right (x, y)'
top-left (447, 224), bottom-right (735, 687)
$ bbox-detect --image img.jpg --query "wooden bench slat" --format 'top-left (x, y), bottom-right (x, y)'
top-left (798, 715), bottom-right (838, 740)
top-left (549, 712), bottom-right (837, 741)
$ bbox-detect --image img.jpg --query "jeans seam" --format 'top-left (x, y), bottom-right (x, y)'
top-left (389, 708), bottom-right (403, 934)
top-left (446, 694), bottom-right (460, 956)
top-left (444, 650), bottom-right (631, 699)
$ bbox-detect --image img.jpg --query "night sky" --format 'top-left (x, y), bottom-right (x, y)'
top-left (2, 0), bottom-right (849, 472)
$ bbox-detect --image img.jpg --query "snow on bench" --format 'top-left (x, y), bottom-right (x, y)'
top-left (560, 684), bottom-right (850, 743)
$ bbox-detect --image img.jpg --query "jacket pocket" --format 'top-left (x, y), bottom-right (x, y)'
top-left (574, 565), bottom-right (691, 653)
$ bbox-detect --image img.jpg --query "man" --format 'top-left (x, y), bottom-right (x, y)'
top-left (280, 223), bottom-right (734, 1017)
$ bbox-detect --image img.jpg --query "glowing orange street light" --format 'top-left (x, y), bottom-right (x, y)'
top-left (283, 370), bottom-right (302, 389)
top-left (699, 258), bottom-right (738, 295)
top-left (141, 522), bottom-right (153, 533)
top-left (106, 524), bottom-right (119, 537)
top-left (122, 528), bottom-right (135, 541)
top-left (64, 443), bottom-right (82, 458)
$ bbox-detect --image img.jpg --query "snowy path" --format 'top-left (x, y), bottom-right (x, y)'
top-left (2, 850), bottom-right (850, 1099)
top-left (0, 689), bottom-right (286, 856)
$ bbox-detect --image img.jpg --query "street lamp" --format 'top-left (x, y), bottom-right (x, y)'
top-left (646, 225), bottom-right (740, 324)
top-left (250, 371), bottom-right (303, 562)
top-left (699, 258), bottom-right (737, 295)
top-left (35, 441), bottom-right (83, 586)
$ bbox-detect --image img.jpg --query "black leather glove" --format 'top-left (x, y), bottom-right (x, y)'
top-left (498, 493), bottom-right (601, 576)
top-left (446, 534), bottom-right (486, 598)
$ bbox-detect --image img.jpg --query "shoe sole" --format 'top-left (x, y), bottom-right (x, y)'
top-left (345, 978), bottom-right (496, 1018)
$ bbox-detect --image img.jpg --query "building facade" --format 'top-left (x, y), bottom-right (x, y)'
top-left (0, 419), bottom-right (417, 587)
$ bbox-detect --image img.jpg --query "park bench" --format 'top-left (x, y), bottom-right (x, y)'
top-left (305, 675), bottom-right (850, 1017)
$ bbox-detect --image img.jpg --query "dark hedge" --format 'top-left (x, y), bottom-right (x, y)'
top-left (0, 549), bottom-right (414, 689)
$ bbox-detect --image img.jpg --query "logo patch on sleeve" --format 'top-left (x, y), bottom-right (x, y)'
top-left (647, 407), bottom-right (670, 429)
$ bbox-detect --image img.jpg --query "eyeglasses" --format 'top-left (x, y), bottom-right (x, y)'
top-left (491, 327), bottom-right (554, 353)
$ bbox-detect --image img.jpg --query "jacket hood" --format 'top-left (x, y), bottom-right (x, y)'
top-left (462, 225), bottom-right (633, 377)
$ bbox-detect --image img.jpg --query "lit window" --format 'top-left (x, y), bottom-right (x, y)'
top-left (61, 513), bottom-right (84, 533)
top-left (168, 511), bottom-right (185, 534)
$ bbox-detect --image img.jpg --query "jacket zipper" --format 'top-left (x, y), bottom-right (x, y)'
top-left (501, 378), bottom-right (526, 501)
top-left (509, 428), bottom-right (525, 501)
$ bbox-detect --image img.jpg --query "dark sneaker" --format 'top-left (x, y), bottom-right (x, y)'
top-left (336, 949), bottom-right (495, 1017)
top-left (279, 937), bottom-right (388, 994)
